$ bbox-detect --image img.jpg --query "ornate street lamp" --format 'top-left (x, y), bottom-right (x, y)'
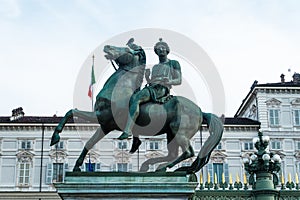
top-left (243, 131), bottom-right (281, 200)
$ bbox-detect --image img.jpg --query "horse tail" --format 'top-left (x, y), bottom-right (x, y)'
top-left (176, 112), bottom-right (224, 174)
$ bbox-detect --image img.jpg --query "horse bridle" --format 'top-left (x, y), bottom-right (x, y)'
top-left (110, 60), bottom-right (118, 71)
top-left (109, 50), bottom-right (141, 73)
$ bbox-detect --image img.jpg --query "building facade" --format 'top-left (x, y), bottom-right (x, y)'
top-left (1, 73), bottom-right (300, 198)
top-left (0, 110), bottom-right (260, 194)
top-left (235, 73), bottom-right (300, 178)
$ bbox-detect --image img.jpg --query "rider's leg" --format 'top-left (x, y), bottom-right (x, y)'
top-left (118, 88), bottom-right (151, 140)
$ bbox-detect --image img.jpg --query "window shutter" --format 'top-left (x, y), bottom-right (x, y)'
top-left (46, 163), bottom-right (53, 184)
top-left (63, 163), bottom-right (69, 182)
top-left (27, 141), bottom-right (32, 149)
top-left (95, 163), bottom-right (101, 172)
top-left (19, 141), bottom-right (23, 149)
top-left (224, 163), bottom-right (229, 182)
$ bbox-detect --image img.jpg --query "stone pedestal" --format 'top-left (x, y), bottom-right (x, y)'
top-left (54, 172), bottom-right (198, 200)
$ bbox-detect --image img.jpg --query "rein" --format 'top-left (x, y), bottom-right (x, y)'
top-left (110, 60), bottom-right (141, 74)
top-left (110, 60), bottom-right (118, 71)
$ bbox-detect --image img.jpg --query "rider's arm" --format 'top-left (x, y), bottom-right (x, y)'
top-left (165, 60), bottom-right (182, 85)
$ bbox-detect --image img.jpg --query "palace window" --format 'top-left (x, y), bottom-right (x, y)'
top-left (111, 163), bottom-right (132, 172)
top-left (244, 141), bottom-right (254, 150)
top-left (53, 163), bottom-right (64, 182)
top-left (18, 162), bottom-right (31, 186)
top-left (46, 163), bottom-right (69, 184)
top-left (149, 141), bottom-right (159, 150)
top-left (294, 110), bottom-right (300, 126)
top-left (54, 141), bottom-right (64, 150)
top-left (207, 163), bottom-right (229, 183)
top-left (269, 109), bottom-right (280, 126)
top-left (118, 141), bottom-right (128, 150)
top-left (85, 163), bottom-right (101, 172)
top-left (271, 140), bottom-right (281, 150)
top-left (20, 140), bottom-right (32, 150)
top-left (118, 163), bottom-right (128, 172)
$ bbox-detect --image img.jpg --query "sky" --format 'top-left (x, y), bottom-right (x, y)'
top-left (0, 0), bottom-right (300, 117)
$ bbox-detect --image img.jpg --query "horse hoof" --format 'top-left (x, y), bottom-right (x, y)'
top-left (50, 131), bottom-right (60, 146)
top-left (129, 138), bottom-right (142, 154)
top-left (73, 166), bottom-right (81, 172)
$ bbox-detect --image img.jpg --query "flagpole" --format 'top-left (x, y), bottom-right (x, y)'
top-left (92, 55), bottom-right (95, 111)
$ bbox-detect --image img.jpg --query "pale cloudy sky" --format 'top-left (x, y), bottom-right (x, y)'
top-left (0, 0), bottom-right (300, 117)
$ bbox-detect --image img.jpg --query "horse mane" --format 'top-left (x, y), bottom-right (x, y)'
top-left (133, 48), bottom-right (146, 92)
top-left (97, 47), bottom-right (146, 101)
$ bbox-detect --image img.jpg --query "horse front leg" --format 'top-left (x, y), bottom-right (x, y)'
top-left (50, 109), bottom-right (98, 146)
top-left (50, 109), bottom-right (74, 146)
top-left (73, 126), bottom-right (107, 171)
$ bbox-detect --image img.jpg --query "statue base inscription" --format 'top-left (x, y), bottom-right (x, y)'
top-left (54, 172), bottom-right (198, 200)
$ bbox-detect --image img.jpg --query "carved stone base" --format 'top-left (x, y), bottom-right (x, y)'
top-left (54, 172), bottom-right (198, 200)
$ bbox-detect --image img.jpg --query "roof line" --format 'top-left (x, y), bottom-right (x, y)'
top-left (234, 83), bottom-right (300, 117)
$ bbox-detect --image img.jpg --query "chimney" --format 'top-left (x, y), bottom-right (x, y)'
top-left (280, 74), bottom-right (285, 83)
top-left (10, 107), bottom-right (25, 121)
top-left (293, 73), bottom-right (300, 84)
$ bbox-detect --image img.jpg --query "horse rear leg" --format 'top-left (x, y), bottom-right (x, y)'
top-left (164, 130), bottom-right (195, 169)
top-left (73, 126), bottom-right (107, 171)
top-left (140, 142), bottom-right (179, 172)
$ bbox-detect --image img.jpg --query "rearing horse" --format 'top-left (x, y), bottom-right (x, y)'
top-left (50, 42), bottom-right (223, 174)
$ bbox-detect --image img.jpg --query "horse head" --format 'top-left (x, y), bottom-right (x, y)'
top-left (104, 45), bottom-right (137, 68)
top-left (102, 43), bottom-right (146, 104)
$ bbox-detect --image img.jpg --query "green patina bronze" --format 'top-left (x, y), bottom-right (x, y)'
top-left (120, 38), bottom-right (182, 143)
top-left (50, 38), bottom-right (223, 174)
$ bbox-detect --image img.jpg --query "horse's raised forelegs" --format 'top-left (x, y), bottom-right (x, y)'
top-left (73, 126), bottom-right (107, 171)
top-left (50, 109), bottom-right (98, 146)
top-left (140, 142), bottom-right (178, 172)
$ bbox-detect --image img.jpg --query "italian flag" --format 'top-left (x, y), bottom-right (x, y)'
top-left (88, 64), bottom-right (96, 98)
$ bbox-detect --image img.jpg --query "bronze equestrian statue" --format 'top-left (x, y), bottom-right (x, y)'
top-left (119, 38), bottom-right (182, 153)
top-left (50, 39), bottom-right (223, 174)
